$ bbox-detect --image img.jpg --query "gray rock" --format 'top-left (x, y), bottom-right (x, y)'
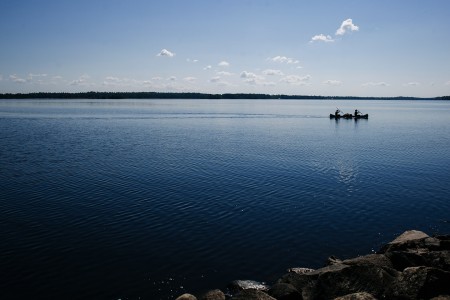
top-left (233, 289), bottom-right (276, 300)
top-left (333, 292), bottom-right (377, 300)
top-left (228, 280), bottom-right (269, 294)
top-left (379, 230), bottom-right (441, 253)
top-left (176, 293), bottom-right (198, 300)
top-left (287, 267), bottom-right (315, 274)
top-left (268, 283), bottom-right (302, 300)
top-left (386, 266), bottom-right (450, 299)
top-left (389, 230), bottom-right (430, 244)
top-left (198, 289), bottom-right (225, 300)
top-left (342, 254), bottom-right (394, 269)
top-left (310, 265), bottom-right (396, 299)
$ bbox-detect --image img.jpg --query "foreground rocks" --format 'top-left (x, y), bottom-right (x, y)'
top-left (175, 230), bottom-right (450, 300)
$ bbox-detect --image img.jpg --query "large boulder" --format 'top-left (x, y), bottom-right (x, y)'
top-left (198, 289), bottom-right (225, 300)
top-left (268, 283), bottom-right (302, 300)
top-left (175, 294), bottom-right (197, 300)
top-left (386, 266), bottom-right (450, 299)
top-left (333, 292), bottom-right (377, 300)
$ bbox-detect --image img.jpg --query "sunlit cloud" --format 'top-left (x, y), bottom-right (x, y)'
top-left (280, 75), bottom-right (311, 85)
top-left (262, 69), bottom-right (284, 76)
top-left (203, 65), bottom-right (212, 70)
top-left (336, 19), bottom-right (359, 35)
top-left (216, 71), bottom-right (234, 76)
top-left (323, 80), bottom-right (342, 86)
top-left (183, 76), bottom-right (197, 82)
top-left (157, 48), bottom-right (175, 57)
top-left (9, 74), bottom-right (27, 84)
top-left (362, 81), bottom-right (390, 87)
top-left (310, 34), bottom-right (334, 43)
top-left (218, 61), bottom-right (230, 67)
top-left (240, 71), bottom-right (258, 79)
top-left (403, 82), bottom-right (420, 86)
top-left (70, 74), bottom-right (91, 86)
top-left (269, 56), bottom-right (300, 64)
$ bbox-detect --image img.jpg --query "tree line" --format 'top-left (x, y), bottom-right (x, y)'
top-left (0, 91), bottom-right (448, 100)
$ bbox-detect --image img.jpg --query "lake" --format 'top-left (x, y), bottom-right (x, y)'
top-left (0, 99), bottom-right (449, 299)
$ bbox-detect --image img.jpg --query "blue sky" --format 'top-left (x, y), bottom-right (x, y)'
top-left (1, 0), bottom-right (449, 97)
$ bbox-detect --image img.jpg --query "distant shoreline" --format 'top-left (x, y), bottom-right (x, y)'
top-left (0, 92), bottom-right (449, 100)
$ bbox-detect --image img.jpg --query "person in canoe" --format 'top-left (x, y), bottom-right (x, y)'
top-left (354, 109), bottom-right (361, 117)
top-left (335, 109), bottom-right (341, 118)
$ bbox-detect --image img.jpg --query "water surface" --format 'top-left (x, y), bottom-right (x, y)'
top-left (1, 99), bottom-right (449, 299)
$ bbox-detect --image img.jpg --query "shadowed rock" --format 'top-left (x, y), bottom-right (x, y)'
top-left (198, 289), bottom-right (225, 300)
top-left (333, 292), bottom-right (377, 300)
top-left (228, 280), bottom-right (269, 294)
top-left (268, 283), bottom-right (302, 300)
top-left (176, 294), bottom-right (197, 300)
top-left (232, 289), bottom-right (276, 300)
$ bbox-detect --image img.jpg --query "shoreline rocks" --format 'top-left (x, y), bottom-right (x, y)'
top-left (175, 230), bottom-right (450, 300)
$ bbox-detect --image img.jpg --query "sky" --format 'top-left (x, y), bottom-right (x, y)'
top-left (1, 0), bottom-right (450, 97)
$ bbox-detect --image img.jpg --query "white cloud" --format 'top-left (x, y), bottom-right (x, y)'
top-left (70, 74), bottom-right (91, 86)
top-left (209, 76), bottom-right (221, 83)
top-left (216, 71), bottom-right (234, 76)
top-left (403, 82), bottom-right (420, 86)
top-left (262, 69), bottom-right (284, 76)
top-left (157, 48), bottom-right (175, 57)
top-left (362, 81), bottom-right (390, 87)
top-left (280, 75), bottom-right (311, 85)
top-left (310, 34), bottom-right (334, 43)
top-left (336, 19), bottom-right (359, 35)
top-left (323, 80), bottom-right (342, 86)
top-left (269, 56), bottom-right (300, 64)
top-left (203, 65), bottom-right (212, 70)
top-left (152, 76), bottom-right (164, 81)
top-left (186, 58), bottom-right (198, 63)
top-left (218, 61), bottom-right (230, 67)
top-left (183, 76), bottom-right (197, 82)
top-left (167, 76), bottom-right (177, 81)
top-left (9, 74), bottom-right (27, 83)
top-left (240, 71), bottom-right (258, 79)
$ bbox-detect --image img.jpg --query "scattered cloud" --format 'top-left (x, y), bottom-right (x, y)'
top-left (167, 76), bottom-right (177, 81)
top-left (203, 65), bottom-right (212, 70)
top-left (336, 19), bottom-right (359, 35)
top-left (157, 48), bottom-right (175, 57)
top-left (209, 76), bottom-right (221, 83)
top-left (323, 80), bottom-right (342, 86)
top-left (218, 61), bottom-right (230, 67)
top-left (310, 34), bottom-right (334, 43)
top-left (280, 75), bottom-right (311, 85)
top-left (262, 69), bottom-right (284, 76)
top-left (269, 56), bottom-right (300, 64)
top-left (240, 71), bottom-right (258, 79)
top-left (183, 76), bottom-right (197, 82)
top-left (152, 76), bottom-right (163, 81)
top-left (9, 74), bottom-right (27, 83)
top-left (362, 81), bottom-right (390, 87)
top-left (186, 58), bottom-right (198, 63)
top-left (403, 82), bottom-right (420, 86)
top-left (216, 71), bottom-right (234, 76)
top-left (70, 74), bottom-right (91, 86)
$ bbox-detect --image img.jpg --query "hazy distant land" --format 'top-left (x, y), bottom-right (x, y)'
top-left (0, 92), bottom-right (449, 100)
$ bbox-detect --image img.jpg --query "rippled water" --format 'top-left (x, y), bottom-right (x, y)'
top-left (1, 99), bottom-right (449, 299)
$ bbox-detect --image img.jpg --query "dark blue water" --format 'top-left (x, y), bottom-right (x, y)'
top-left (1, 99), bottom-right (449, 299)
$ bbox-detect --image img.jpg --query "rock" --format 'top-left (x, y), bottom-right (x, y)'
top-left (431, 296), bottom-right (450, 300)
top-left (232, 289), bottom-right (276, 300)
top-left (277, 271), bottom-right (317, 299)
top-left (333, 292), bottom-right (377, 300)
top-left (379, 230), bottom-right (442, 253)
top-left (327, 255), bottom-right (343, 265)
top-left (342, 254), bottom-right (394, 269)
top-left (287, 268), bottom-right (315, 274)
top-left (386, 266), bottom-right (450, 299)
top-left (309, 265), bottom-right (396, 299)
top-left (268, 283), bottom-right (302, 300)
top-left (228, 280), bottom-right (269, 294)
top-left (198, 289), bottom-right (225, 300)
top-left (176, 293), bottom-right (197, 300)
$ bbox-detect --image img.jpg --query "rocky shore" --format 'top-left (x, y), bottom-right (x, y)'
top-left (175, 230), bottom-right (450, 300)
